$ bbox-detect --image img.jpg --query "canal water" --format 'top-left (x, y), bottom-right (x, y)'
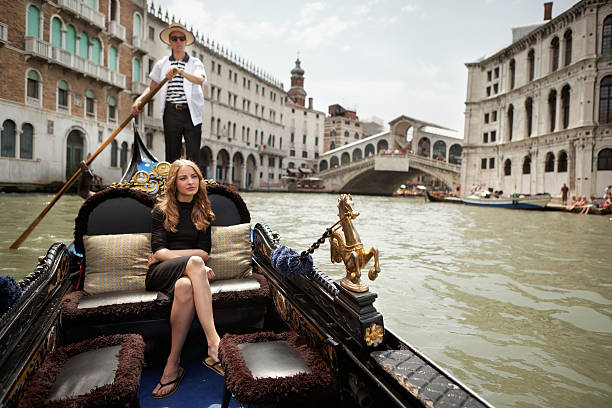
top-left (0, 192), bottom-right (610, 408)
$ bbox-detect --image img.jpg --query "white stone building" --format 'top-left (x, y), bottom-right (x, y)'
top-left (462, 0), bottom-right (612, 198)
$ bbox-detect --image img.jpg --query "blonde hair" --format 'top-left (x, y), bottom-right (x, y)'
top-left (155, 159), bottom-right (215, 232)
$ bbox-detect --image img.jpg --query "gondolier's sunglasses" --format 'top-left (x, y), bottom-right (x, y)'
top-left (170, 35), bottom-right (186, 42)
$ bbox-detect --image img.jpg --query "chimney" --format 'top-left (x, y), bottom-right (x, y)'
top-left (308, 97), bottom-right (313, 110)
top-left (544, 2), bottom-right (553, 20)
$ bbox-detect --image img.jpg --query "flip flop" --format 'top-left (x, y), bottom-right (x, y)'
top-left (203, 356), bottom-right (224, 376)
top-left (152, 366), bottom-right (185, 399)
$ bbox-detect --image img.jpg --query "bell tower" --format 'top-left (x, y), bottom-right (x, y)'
top-left (288, 57), bottom-right (306, 107)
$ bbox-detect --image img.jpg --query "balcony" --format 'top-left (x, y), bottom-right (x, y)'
top-left (132, 36), bottom-right (152, 54)
top-left (131, 80), bottom-right (148, 95)
top-left (107, 20), bottom-right (126, 41)
top-left (144, 115), bottom-right (163, 131)
top-left (25, 37), bottom-right (126, 89)
top-left (58, 0), bottom-right (105, 29)
top-left (258, 145), bottom-right (286, 157)
top-left (0, 22), bottom-right (7, 45)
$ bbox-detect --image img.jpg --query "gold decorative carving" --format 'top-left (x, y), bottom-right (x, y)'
top-left (109, 162), bottom-right (171, 197)
top-left (364, 323), bottom-right (384, 347)
top-left (330, 194), bottom-right (380, 293)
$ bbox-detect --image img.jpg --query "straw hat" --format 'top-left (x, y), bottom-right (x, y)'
top-left (159, 22), bottom-right (195, 46)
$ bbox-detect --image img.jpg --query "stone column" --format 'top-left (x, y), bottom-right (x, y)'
top-left (241, 161), bottom-right (247, 189)
top-left (211, 158), bottom-right (217, 181)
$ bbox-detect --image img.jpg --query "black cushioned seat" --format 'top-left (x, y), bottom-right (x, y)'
top-left (219, 331), bottom-right (334, 407)
top-left (18, 334), bottom-right (145, 408)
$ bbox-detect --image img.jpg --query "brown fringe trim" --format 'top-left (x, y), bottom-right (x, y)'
top-left (206, 183), bottom-right (251, 224)
top-left (74, 188), bottom-right (157, 255)
top-left (18, 334), bottom-right (145, 408)
top-left (219, 331), bottom-right (334, 405)
top-left (211, 273), bottom-right (270, 308)
top-left (61, 273), bottom-right (269, 327)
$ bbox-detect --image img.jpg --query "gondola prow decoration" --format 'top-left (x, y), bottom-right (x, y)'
top-left (9, 78), bottom-right (169, 250)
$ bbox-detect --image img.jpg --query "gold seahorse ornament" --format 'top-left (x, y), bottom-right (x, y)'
top-left (329, 194), bottom-right (381, 293)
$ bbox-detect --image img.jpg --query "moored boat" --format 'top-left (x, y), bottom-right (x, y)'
top-left (0, 130), bottom-right (494, 408)
top-left (425, 190), bottom-right (463, 204)
top-left (463, 193), bottom-right (551, 210)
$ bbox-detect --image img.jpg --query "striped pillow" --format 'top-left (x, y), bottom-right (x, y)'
top-left (207, 224), bottom-right (252, 281)
top-left (83, 233), bottom-right (150, 294)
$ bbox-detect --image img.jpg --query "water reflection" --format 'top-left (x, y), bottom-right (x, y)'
top-left (1, 192), bottom-right (611, 408)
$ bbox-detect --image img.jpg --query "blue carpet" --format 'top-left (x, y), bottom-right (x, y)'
top-left (139, 360), bottom-right (275, 408)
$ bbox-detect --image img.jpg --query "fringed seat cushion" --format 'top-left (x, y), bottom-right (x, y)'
top-left (219, 331), bottom-right (334, 406)
top-left (18, 334), bottom-right (145, 408)
top-left (60, 273), bottom-right (270, 327)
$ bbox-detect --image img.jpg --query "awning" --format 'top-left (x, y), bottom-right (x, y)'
top-left (287, 168), bottom-right (299, 175)
top-left (299, 167), bottom-right (313, 174)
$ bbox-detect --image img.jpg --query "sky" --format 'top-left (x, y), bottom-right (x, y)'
top-left (153, 0), bottom-right (579, 136)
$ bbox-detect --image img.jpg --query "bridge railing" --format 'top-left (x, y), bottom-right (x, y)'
top-left (319, 153), bottom-right (460, 176)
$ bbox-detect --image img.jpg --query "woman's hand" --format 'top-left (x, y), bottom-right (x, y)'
top-left (147, 253), bottom-right (158, 267)
top-left (204, 265), bottom-right (215, 281)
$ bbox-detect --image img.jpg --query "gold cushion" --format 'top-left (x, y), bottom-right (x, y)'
top-left (83, 233), bottom-right (150, 294)
top-left (207, 223), bottom-right (252, 281)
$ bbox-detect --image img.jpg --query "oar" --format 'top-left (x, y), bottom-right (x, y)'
top-left (9, 78), bottom-right (168, 250)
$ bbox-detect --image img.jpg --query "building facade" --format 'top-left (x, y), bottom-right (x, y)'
top-left (462, 0), bottom-right (612, 198)
top-left (0, 1), bottom-right (325, 190)
top-left (323, 104), bottom-right (363, 152)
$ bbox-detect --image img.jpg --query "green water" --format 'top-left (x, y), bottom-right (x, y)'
top-left (1, 192), bottom-right (611, 408)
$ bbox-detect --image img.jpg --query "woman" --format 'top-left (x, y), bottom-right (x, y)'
top-left (146, 159), bottom-right (221, 398)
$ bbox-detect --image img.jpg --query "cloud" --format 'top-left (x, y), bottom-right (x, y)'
top-left (401, 3), bottom-right (418, 13)
top-left (287, 15), bottom-right (358, 49)
top-left (355, 0), bottom-right (380, 16)
top-left (298, 2), bottom-right (326, 26)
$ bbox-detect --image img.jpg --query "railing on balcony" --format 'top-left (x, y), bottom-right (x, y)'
top-left (144, 115), bottom-right (163, 130)
top-left (58, 0), bottom-right (105, 29)
top-left (258, 145), bottom-right (286, 157)
top-left (132, 36), bottom-right (151, 54)
top-left (26, 37), bottom-right (126, 89)
top-left (131, 81), bottom-right (148, 95)
top-left (107, 20), bottom-right (126, 41)
top-left (0, 22), bottom-right (8, 44)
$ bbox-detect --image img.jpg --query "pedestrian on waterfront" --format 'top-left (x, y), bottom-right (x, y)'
top-left (605, 185), bottom-right (612, 200)
top-left (560, 183), bottom-right (569, 205)
top-left (146, 159), bottom-right (221, 398)
top-left (131, 23), bottom-right (207, 168)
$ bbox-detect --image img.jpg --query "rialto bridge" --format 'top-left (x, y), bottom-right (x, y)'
top-left (317, 116), bottom-right (463, 195)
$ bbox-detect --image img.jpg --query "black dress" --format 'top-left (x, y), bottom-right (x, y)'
top-left (145, 201), bottom-right (211, 297)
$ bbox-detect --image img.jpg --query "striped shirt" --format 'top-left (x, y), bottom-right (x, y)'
top-left (166, 54), bottom-right (188, 104)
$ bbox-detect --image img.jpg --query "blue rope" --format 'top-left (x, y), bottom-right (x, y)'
top-left (0, 275), bottom-right (22, 316)
top-left (271, 245), bottom-right (313, 276)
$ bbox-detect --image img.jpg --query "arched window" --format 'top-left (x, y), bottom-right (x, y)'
top-left (341, 152), bottom-right (350, 165)
top-left (564, 30), bottom-right (572, 66)
top-left (504, 159), bottom-right (512, 176)
top-left (365, 144), bottom-right (375, 157)
top-left (330, 156), bottom-right (339, 168)
top-left (132, 58), bottom-right (141, 82)
top-left (108, 96), bottom-right (117, 122)
top-left (133, 13), bottom-right (142, 38)
top-left (598, 148), bottom-right (612, 170)
top-left (527, 49), bottom-right (535, 81)
top-left (352, 148), bottom-right (362, 161)
top-left (85, 89), bottom-right (96, 117)
top-left (557, 151), bottom-right (568, 172)
top-left (509, 59), bottom-right (515, 90)
top-left (91, 38), bottom-right (101, 64)
top-left (599, 76), bottom-right (612, 124)
top-left (330, 141), bottom-right (335, 150)
top-left (26, 70), bottom-right (40, 100)
top-left (507, 104), bottom-right (514, 141)
top-left (344, 130), bottom-right (349, 138)
top-left (548, 89), bottom-right (557, 131)
top-left (449, 144), bottom-right (462, 164)
top-left (79, 32), bottom-right (89, 58)
top-left (109, 45), bottom-right (118, 71)
top-left (110, 139), bottom-right (118, 167)
top-left (20, 123), bottom-right (33, 159)
top-left (602, 15), bottom-right (612, 56)
top-left (27, 5), bottom-right (40, 38)
top-left (65, 25), bottom-right (76, 53)
top-left (330, 129), bottom-right (336, 137)
top-left (561, 85), bottom-right (570, 129)
top-left (210, 117), bottom-right (215, 134)
top-left (525, 97), bottom-right (533, 137)
top-left (120, 141), bottom-right (128, 169)
top-left (66, 130), bottom-right (84, 179)
top-left (522, 156), bottom-right (531, 174)
top-left (146, 133), bottom-right (153, 149)
top-left (433, 140), bottom-right (447, 160)
top-left (1, 119), bottom-right (16, 157)
top-left (354, 132), bottom-right (359, 140)
top-left (551, 37), bottom-right (560, 72)
top-left (417, 137), bottom-right (430, 156)
top-left (377, 139), bottom-right (388, 153)
top-left (57, 79), bottom-right (69, 109)
top-left (545, 152), bottom-right (555, 172)
top-left (51, 17), bottom-right (62, 47)
top-left (319, 160), bottom-right (328, 171)
top-left (110, 0), bottom-right (118, 21)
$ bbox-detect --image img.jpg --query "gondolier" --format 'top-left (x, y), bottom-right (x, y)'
top-left (131, 22), bottom-right (207, 167)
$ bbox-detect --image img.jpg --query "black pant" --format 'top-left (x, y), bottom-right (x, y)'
top-left (163, 102), bottom-right (201, 166)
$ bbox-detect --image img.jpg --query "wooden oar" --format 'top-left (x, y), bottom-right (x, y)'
top-left (9, 78), bottom-right (168, 250)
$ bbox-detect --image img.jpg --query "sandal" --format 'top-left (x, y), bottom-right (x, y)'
top-left (152, 366), bottom-right (185, 399)
top-left (204, 356), bottom-right (224, 376)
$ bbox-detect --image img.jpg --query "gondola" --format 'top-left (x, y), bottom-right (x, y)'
top-left (425, 190), bottom-right (463, 204)
top-left (0, 129), bottom-right (494, 408)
